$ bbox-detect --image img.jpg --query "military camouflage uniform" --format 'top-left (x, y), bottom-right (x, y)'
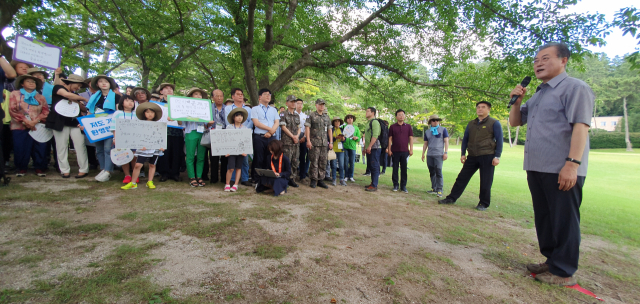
top-left (280, 109), bottom-right (301, 179)
top-left (305, 110), bottom-right (332, 181)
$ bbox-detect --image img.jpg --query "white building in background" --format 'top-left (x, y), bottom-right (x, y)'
top-left (591, 116), bottom-right (622, 132)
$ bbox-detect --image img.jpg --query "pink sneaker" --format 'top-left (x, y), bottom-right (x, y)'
top-left (230, 185), bottom-right (238, 192)
top-left (224, 185), bottom-right (231, 192)
top-left (123, 175), bottom-right (132, 184)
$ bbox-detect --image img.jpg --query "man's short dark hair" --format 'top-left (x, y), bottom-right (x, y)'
top-left (296, 98), bottom-right (303, 102)
top-left (538, 42), bottom-right (571, 60)
top-left (367, 107), bottom-right (377, 116)
top-left (126, 85), bottom-right (135, 90)
top-left (258, 88), bottom-right (271, 96)
top-left (279, 106), bottom-right (285, 110)
top-left (395, 109), bottom-right (405, 116)
top-left (230, 88), bottom-right (243, 96)
top-left (476, 101), bottom-right (492, 108)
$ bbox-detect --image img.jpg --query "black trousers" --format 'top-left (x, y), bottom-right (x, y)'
top-left (252, 134), bottom-right (273, 181)
top-left (208, 154), bottom-right (228, 183)
top-left (0, 123), bottom-right (5, 178)
top-left (157, 135), bottom-right (184, 178)
top-left (527, 171), bottom-right (584, 277)
top-left (447, 154), bottom-right (495, 207)
top-left (86, 145), bottom-right (98, 168)
top-left (2, 124), bottom-right (12, 164)
top-left (391, 151), bottom-right (409, 189)
top-left (299, 142), bottom-right (309, 179)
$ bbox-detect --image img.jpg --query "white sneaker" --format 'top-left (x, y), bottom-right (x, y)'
top-left (95, 171), bottom-right (111, 182)
top-left (349, 178), bottom-right (356, 182)
top-left (94, 170), bottom-right (106, 181)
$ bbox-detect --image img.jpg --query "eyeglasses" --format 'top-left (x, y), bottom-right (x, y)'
top-left (533, 56), bottom-right (556, 64)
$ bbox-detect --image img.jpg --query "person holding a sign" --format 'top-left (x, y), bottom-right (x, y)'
top-left (121, 102), bottom-right (164, 190)
top-left (180, 87), bottom-right (209, 187)
top-left (224, 107), bottom-right (249, 192)
top-left (86, 75), bottom-right (121, 183)
top-left (224, 88), bottom-right (253, 187)
top-left (45, 74), bottom-right (90, 178)
top-left (279, 95), bottom-right (301, 188)
top-left (8, 74), bottom-right (49, 177)
top-left (112, 95), bottom-right (139, 183)
top-left (251, 88), bottom-right (280, 182)
top-left (155, 83), bottom-right (183, 183)
top-left (255, 140), bottom-right (292, 196)
top-left (342, 114), bottom-right (360, 183)
top-left (305, 99), bottom-right (332, 189)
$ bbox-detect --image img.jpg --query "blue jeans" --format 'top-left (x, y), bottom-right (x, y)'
top-left (95, 137), bottom-right (114, 172)
top-left (367, 148), bottom-right (381, 187)
top-left (231, 155), bottom-right (249, 182)
top-left (343, 149), bottom-right (356, 178)
top-left (330, 151), bottom-right (345, 180)
top-left (12, 129), bottom-right (47, 171)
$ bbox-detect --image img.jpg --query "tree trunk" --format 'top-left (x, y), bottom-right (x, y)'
top-left (81, 50), bottom-right (89, 78)
top-left (507, 117), bottom-right (513, 147)
top-left (141, 66), bottom-right (150, 90)
top-left (240, 44), bottom-right (259, 106)
top-left (623, 96), bottom-right (633, 151)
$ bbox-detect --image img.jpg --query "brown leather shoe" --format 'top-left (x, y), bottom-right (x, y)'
top-left (535, 272), bottom-right (577, 286)
top-left (526, 262), bottom-right (549, 274)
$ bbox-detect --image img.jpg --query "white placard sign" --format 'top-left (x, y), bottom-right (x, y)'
top-left (151, 101), bottom-right (182, 129)
top-left (209, 129), bottom-right (253, 156)
top-left (54, 100), bottom-right (80, 117)
top-left (110, 149), bottom-right (134, 166)
top-left (168, 96), bottom-right (212, 123)
top-left (29, 123), bottom-right (53, 143)
top-left (13, 35), bottom-right (62, 70)
top-left (115, 119), bottom-right (167, 150)
top-left (343, 125), bottom-right (355, 138)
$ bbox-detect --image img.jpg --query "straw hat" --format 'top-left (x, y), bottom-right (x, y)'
top-left (136, 102), bottom-right (162, 121)
top-left (331, 116), bottom-right (343, 126)
top-left (185, 87), bottom-right (208, 99)
top-left (344, 114), bottom-right (356, 122)
top-left (427, 114), bottom-right (443, 123)
top-left (224, 98), bottom-right (234, 105)
top-left (151, 93), bottom-right (161, 100)
top-left (156, 83), bottom-right (175, 92)
top-left (10, 60), bottom-right (33, 70)
top-left (91, 75), bottom-right (118, 91)
top-left (61, 74), bottom-right (88, 88)
top-left (13, 74), bottom-right (43, 91)
top-left (132, 87), bottom-right (151, 101)
top-left (227, 107), bottom-right (248, 124)
top-left (26, 68), bottom-right (49, 80)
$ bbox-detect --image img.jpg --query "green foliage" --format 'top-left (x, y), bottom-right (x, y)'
top-left (589, 132), bottom-right (640, 149)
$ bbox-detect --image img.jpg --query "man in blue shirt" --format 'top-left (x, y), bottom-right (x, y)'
top-left (0, 55), bottom-right (17, 186)
top-left (251, 88), bottom-right (280, 181)
top-left (224, 88), bottom-right (253, 186)
top-left (438, 101), bottom-right (503, 211)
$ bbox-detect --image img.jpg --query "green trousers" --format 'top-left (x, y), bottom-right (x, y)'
top-left (185, 131), bottom-right (206, 179)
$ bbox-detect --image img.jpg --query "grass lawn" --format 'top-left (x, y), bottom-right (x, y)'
top-left (361, 144), bottom-right (640, 247)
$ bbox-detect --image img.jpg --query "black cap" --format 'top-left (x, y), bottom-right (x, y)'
top-left (476, 101), bottom-right (492, 108)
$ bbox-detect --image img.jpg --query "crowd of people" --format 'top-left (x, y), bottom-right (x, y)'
top-left (0, 42), bottom-right (595, 287)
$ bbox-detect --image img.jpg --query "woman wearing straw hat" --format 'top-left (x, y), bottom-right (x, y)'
top-left (86, 75), bottom-right (122, 182)
top-left (342, 114), bottom-right (360, 183)
top-left (8, 74), bottom-right (49, 177)
top-left (330, 116), bottom-right (346, 186)
top-left (180, 87), bottom-right (209, 187)
top-left (45, 74), bottom-right (90, 178)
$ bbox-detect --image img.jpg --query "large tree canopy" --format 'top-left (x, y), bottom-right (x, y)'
top-left (2, 0), bottom-right (613, 107)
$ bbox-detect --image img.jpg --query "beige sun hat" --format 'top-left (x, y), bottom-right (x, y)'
top-left (61, 74), bottom-right (88, 88)
top-left (136, 101), bottom-right (162, 121)
top-left (427, 114), bottom-right (443, 123)
top-left (331, 116), bottom-right (343, 126)
top-left (26, 67), bottom-right (50, 80)
top-left (227, 107), bottom-right (248, 124)
top-left (14, 74), bottom-right (43, 91)
top-left (185, 87), bottom-right (209, 99)
top-left (156, 83), bottom-right (175, 92)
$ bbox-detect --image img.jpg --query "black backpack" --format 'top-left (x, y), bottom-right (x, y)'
top-left (369, 119), bottom-right (389, 151)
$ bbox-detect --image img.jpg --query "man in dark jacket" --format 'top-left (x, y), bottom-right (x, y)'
top-left (438, 101), bottom-right (503, 211)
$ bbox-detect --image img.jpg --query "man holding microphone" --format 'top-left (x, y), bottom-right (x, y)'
top-left (509, 42), bottom-right (594, 286)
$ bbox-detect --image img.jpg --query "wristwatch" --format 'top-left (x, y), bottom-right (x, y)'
top-left (494, 157), bottom-right (500, 160)
top-left (444, 152), bottom-right (448, 154)
top-left (566, 158), bottom-right (581, 165)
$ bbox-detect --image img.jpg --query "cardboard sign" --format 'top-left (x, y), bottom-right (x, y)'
top-left (12, 35), bottom-right (62, 70)
top-left (28, 123), bottom-right (53, 143)
top-left (168, 96), bottom-right (212, 123)
top-left (77, 111), bottom-right (115, 143)
top-left (115, 119), bottom-right (167, 150)
top-left (209, 129), bottom-right (253, 156)
top-left (54, 100), bottom-right (80, 117)
top-left (151, 101), bottom-right (182, 129)
top-left (110, 149), bottom-right (134, 166)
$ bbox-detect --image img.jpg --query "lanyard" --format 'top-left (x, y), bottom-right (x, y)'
top-left (262, 105), bottom-right (269, 119)
top-left (124, 111), bottom-right (133, 120)
top-left (271, 154), bottom-right (283, 173)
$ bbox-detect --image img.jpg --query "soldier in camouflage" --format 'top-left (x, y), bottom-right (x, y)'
top-left (280, 95), bottom-right (301, 188)
top-left (305, 99), bottom-right (333, 188)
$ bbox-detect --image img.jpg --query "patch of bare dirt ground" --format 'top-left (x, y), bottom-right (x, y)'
top-left (0, 173), bottom-right (639, 303)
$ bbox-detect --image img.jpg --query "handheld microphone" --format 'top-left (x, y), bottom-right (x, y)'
top-left (508, 76), bottom-right (532, 108)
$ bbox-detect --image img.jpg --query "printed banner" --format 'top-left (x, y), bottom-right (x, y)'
top-left (77, 111), bottom-right (115, 143)
top-left (12, 35), bottom-right (62, 70)
top-left (168, 96), bottom-right (212, 123)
